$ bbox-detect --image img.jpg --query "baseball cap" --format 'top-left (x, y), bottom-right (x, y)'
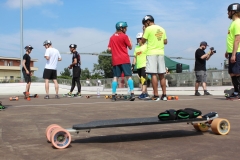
top-left (200, 41), bottom-right (208, 46)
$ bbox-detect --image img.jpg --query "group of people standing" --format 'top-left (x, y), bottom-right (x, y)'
top-left (21, 3), bottom-right (240, 100)
top-left (108, 15), bottom-right (168, 101)
top-left (22, 41), bottom-right (82, 99)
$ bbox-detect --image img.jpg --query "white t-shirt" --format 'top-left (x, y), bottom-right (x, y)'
top-left (44, 48), bottom-right (61, 70)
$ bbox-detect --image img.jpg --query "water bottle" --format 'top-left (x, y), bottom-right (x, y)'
top-left (97, 88), bottom-right (100, 98)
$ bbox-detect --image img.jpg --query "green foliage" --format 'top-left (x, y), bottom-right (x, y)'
top-left (81, 68), bottom-right (91, 80)
top-left (93, 50), bottom-right (113, 78)
top-left (57, 75), bottom-right (72, 79)
top-left (60, 68), bottom-right (72, 77)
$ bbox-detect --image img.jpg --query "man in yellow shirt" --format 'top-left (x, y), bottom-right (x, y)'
top-left (132, 32), bottom-right (149, 99)
top-left (142, 15), bottom-right (168, 101)
top-left (225, 3), bottom-right (240, 99)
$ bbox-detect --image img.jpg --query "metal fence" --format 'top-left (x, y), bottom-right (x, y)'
top-left (0, 70), bottom-right (232, 88)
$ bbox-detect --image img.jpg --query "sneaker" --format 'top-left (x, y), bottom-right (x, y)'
top-left (129, 94), bottom-right (135, 101)
top-left (138, 93), bottom-right (146, 100)
top-left (161, 95), bottom-right (167, 101)
top-left (204, 91), bottom-right (212, 96)
top-left (226, 93), bottom-right (238, 99)
top-left (44, 95), bottom-right (50, 99)
top-left (152, 95), bottom-right (160, 101)
top-left (195, 92), bottom-right (201, 96)
top-left (111, 95), bottom-right (116, 102)
top-left (75, 92), bottom-right (82, 97)
top-left (145, 93), bottom-right (150, 98)
top-left (67, 92), bottom-right (72, 97)
top-left (55, 95), bottom-right (60, 99)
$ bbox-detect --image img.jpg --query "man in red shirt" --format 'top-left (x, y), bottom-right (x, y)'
top-left (108, 21), bottom-right (135, 101)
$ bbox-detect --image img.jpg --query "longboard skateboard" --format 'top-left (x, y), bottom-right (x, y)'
top-left (63, 94), bottom-right (81, 98)
top-left (23, 92), bottom-right (38, 98)
top-left (45, 112), bottom-right (230, 149)
top-left (167, 96), bottom-right (179, 100)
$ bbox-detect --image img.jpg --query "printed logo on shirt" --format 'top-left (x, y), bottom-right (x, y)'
top-left (155, 29), bottom-right (163, 41)
top-left (136, 51), bottom-right (142, 56)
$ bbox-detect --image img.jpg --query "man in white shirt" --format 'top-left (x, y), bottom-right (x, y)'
top-left (43, 40), bottom-right (62, 99)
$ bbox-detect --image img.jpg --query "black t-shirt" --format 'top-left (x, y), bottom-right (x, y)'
top-left (72, 51), bottom-right (80, 67)
top-left (22, 54), bottom-right (31, 71)
top-left (194, 48), bottom-right (206, 71)
top-left (72, 51), bottom-right (81, 77)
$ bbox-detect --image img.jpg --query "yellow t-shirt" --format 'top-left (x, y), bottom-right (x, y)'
top-left (143, 25), bottom-right (167, 55)
top-left (134, 44), bottom-right (147, 69)
top-left (227, 19), bottom-right (240, 53)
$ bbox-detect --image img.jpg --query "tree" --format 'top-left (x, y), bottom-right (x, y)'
top-left (93, 50), bottom-right (113, 78)
top-left (60, 68), bottom-right (72, 77)
top-left (81, 68), bottom-right (91, 80)
top-left (58, 67), bottom-right (72, 79)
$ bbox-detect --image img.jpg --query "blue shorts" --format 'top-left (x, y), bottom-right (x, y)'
top-left (228, 53), bottom-right (240, 74)
top-left (113, 63), bottom-right (132, 77)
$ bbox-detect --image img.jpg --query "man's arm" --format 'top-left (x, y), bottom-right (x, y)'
top-left (127, 36), bottom-right (132, 50)
top-left (69, 58), bottom-right (77, 68)
top-left (22, 59), bottom-right (29, 74)
top-left (44, 56), bottom-right (50, 60)
top-left (164, 39), bottom-right (168, 45)
top-left (231, 34), bottom-right (240, 58)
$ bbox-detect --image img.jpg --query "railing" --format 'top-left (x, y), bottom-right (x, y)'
top-left (0, 70), bottom-right (232, 88)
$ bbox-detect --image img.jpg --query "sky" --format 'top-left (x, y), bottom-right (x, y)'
top-left (0, 0), bottom-right (235, 77)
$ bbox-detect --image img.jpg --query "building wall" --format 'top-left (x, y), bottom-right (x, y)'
top-left (0, 59), bottom-right (34, 67)
top-left (0, 70), bottom-right (20, 79)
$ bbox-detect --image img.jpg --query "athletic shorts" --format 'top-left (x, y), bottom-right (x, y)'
top-left (195, 71), bottom-right (207, 83)
top-left (113, 63), bottom-right (132, 77)
top-left (228, 53), bottom-right (240, 74)
top-left (146, 55), bottom-right (166, 74)
top-left (43, 68), bottom-right (57, 80)
top-left (23, 70), bottom-right (31, 83)
top-left (137, 67), bottom-right (146, 78)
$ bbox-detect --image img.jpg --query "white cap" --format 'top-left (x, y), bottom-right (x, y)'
top-left (136, 32), bottom-right (143, 39)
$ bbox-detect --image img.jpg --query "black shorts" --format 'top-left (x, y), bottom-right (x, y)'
top-left (228, 53), bottom-right (240, 74)
top-left (43, 69), bottom-right (57, 80)
top-left (23, 70), bottom-right (31, 83)
top-left (137, 67), bottom-right (146, 78)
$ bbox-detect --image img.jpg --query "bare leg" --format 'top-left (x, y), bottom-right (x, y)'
top-left (45, 79), bottom-right (49, 95)
top-left (151, 74), bottom-right (158, 96)
top-left (26, 82), bottom-right (31, 92)
top-left (158, 74), bottom-right (166, 95)
top-left (195, 82), bottom-right (200, 91)
top-left (202, 82), bottom-right (207, 90)
top-left (53, 79), bottom-right (59, 95)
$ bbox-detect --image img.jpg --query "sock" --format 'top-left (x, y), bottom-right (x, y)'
top-left (127, 78), bottom-right (134, 91)
top-left (204, 90), bottom-right (207, 93)
top-left (112, 81), bottom-right (118, 94)
top-left (231, 76), bottom-right (239, 92)
top-left (195, 90), bottom-right (198, 93)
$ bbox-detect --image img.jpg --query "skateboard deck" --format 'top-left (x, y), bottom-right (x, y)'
top-left (46, 112), bottom-right (232, 149)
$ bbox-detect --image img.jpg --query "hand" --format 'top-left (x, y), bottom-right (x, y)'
top-left (142, 25), bottom-right (146, 31)
top-left (230, 55), bottom-right (236, 63)
top-left (30, 72), bottom-right (33, 76)
top-left (131, 64), bottom-right (135, 71)
top-left (26, 70), bottom-right (29, 74)
top-left (68, 65), bottom-right (72, 69)
top-left (225, 52), bottom-right (229, 59)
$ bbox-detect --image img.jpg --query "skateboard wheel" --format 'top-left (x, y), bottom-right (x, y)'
top-left (175, 96), bottom-right (179, 100)
top-left (105, 95), bottom-right (108, 99)
top-left (46, 124), bottom-right (62, 142)
top-left (193, 123), bottom-right (209, 132)
top-left (26, 97), bottom-right (31, 101)
top-left (211, 118), bottom-right (230, 135)
top-left (51, 128), bottom-right (71, 149)
top-left (9, 97), bottom-right (19, 101)
top-left (167, 96), bottom-right (171, 100)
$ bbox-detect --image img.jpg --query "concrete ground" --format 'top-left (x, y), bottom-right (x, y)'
top-left (0, 90), bottom-right (239, 160)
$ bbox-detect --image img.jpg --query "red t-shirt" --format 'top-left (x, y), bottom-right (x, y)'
top-left (108, 32), bottom-right (131, 66)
